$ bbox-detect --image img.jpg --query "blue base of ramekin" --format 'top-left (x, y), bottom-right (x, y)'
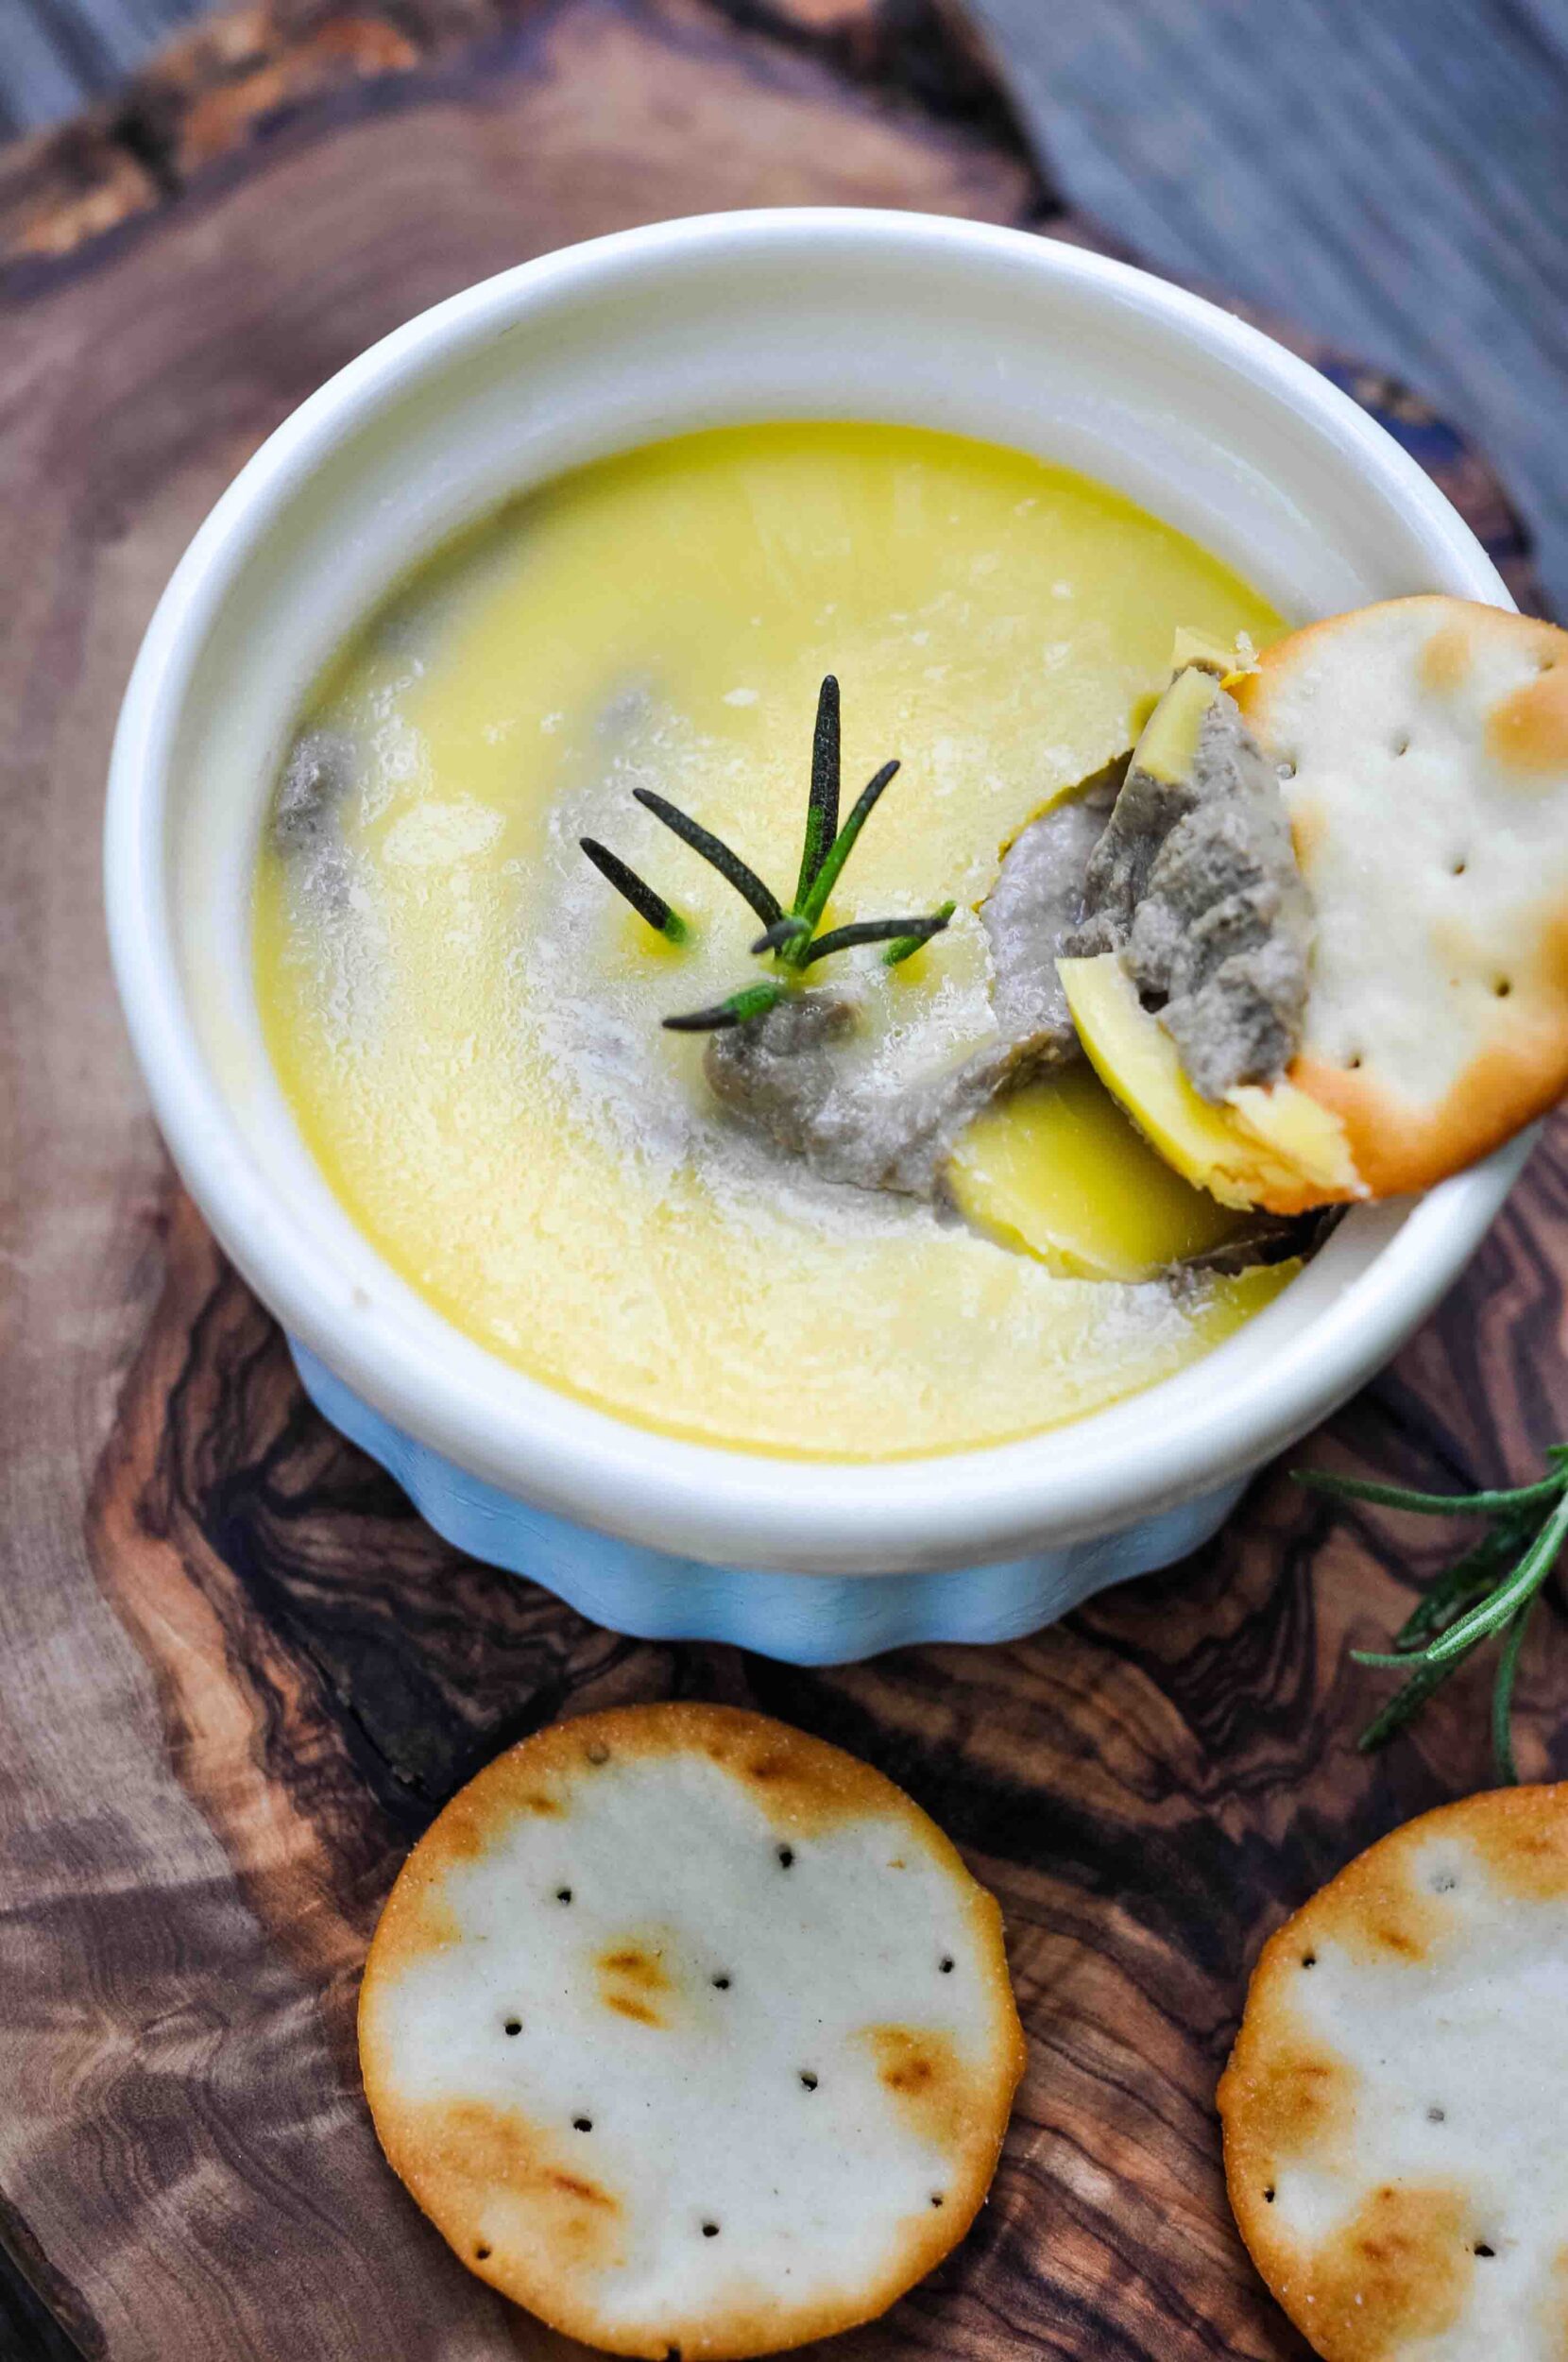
top-left (291, 1342), bottom-right (1244, 1664)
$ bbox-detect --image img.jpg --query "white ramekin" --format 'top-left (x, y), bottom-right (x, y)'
top-left (105, 210), bottom-right (1525, 1660)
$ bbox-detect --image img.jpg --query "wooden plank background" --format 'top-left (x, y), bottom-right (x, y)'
top-left (5, 0), bottom-right (1568, 613)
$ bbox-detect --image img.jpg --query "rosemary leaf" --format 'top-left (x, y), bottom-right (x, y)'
top-left (794, 675), bottom-right (840, 908)
top-left (1417, 1488), bottom-right (1568, 1667)
top-left (885, 900), bottom-right (956, 967)
top-left (1358, 1653), bottom-right (1465, 1754)
top-left (1392, 1523), bottom-right (1530, 1651)
top-left (800, 911), bottom-right (953, 967)
top-left (662, 980), bottom-right (787, 1034)
top-left (1491, 1594), bottom-right (1539, 1784)
top-left (634, 789), bottom-right (783, 929)
top-left (749, 916), bottom-right (810, 955)
top-left (795, 761), bottom-right (901, 934)
top-left (1294, 1466), bottom-right (1566, 1518)
top-left (580, 837), bottom-right (688, 942)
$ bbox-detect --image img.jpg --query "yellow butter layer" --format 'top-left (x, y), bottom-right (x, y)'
top-left (948, 1064), bottom-right (1253, 1280)
top-left (254, 421), bottom-right (1285, 1458)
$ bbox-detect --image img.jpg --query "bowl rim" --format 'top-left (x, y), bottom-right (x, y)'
top-left (104, 205), bottom-right (1525, 1575)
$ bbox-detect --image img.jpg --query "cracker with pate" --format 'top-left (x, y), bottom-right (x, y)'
top-left (1235, 595), bottom-right (1568, 1197)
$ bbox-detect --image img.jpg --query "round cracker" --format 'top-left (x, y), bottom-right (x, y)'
top-left (1219, 1784), bottom-right (1568, 2362)
top-left (1234, 595), bottom-right (1568, 1196)
top-left (359, 1703), bottom-right (1025, 2358)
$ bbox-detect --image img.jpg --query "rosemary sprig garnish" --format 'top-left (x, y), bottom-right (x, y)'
top-left (1296, 1447), bottom-right (1568, 1780)
top-left (580, 677), bottom-right (955, 1031)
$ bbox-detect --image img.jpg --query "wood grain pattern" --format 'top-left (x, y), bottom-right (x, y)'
top-left (0, 2), bottom-right (1560, 2356)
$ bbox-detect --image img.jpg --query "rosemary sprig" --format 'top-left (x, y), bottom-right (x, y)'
top-left (1297, 1449), bottom-right (1568, 1780)
top-left (580, 677), bottom-right (955, 1032)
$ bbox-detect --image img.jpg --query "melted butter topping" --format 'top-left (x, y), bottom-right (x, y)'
top-left (253, 422), bottom-right (1285, 1457)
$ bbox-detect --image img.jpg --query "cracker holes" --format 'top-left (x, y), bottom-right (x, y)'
top-left (1494, 978), bottom-right (1513, 999)
top-left (555, 1887), bottom-right (573, 1905)
top-left (702, 2222), bottom-right (721, 2239)
top-left (929, 2194), bottom-right (946, 2210)
top-left (1263, 2186), bottom-right (1276, 2205)
top-left (585, 1740), bottom-right (610, 1767)
top-left (573, 2116), bottom-right (593, 2133)
top-left (799, 2071), bottom-right (819, 2092)
top-left (1431, 1869), bottom-right (1458, 1894)
top-left (776, 1846), bottom-right (795, 1870)
top-left (939, 1956), bottom-right (955, 1975)
top-left (1451, 858), bottom-right (1468, 877)
top-left (1301, 1952), bottom-right (1317, 1970)
top-left (475, 2244), bottom-right (492, 2262)
top-left (1391, 735), bottom-right (1411, 758)
top-left (1475, 2242), bottom-right (1496, 2259)
top-left (1428, 2105), bottom-right (1446, 2124)
top-left (1345, 1053), bottom-right (1363, 1070)
top-left (503, 2017), bottom-right (522, 2038)
top-left (1277, 758), bottom-right (1298, 782)
top-left (712, 1975), bottom-right (731, 1991)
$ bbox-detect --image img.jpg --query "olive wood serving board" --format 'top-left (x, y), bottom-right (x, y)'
top-left (0, 4), bottom-right (1561, 2356)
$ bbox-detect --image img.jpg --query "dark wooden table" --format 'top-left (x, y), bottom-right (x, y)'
top-left (2, 4), bottom-right (1566, 2358)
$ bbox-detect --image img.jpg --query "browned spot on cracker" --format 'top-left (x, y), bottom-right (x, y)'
top-left (521, 1792), bottom-right (564, 1816)
top-left (1486, 661), bottom-right (1568, 776)
top-left (1419, 618), bottom-right (1474, 694)
top-left (1365, 1917), bottom-right (1423, 1959)
top-left (861, 2027), bottom-right (973, 2153)
top-left (605, 1996), bottom-right (661, 2026)
top-left (1295, 1829), bottom-right (1447, 1970)
top-left (597, 1936), bottom-right (673, 2028)
top-left (1462, 1783), bottom-right (1568, 1899)
top-left (387, 2097), bottom-right (625, 2279)
top-left (598, 1945), bottom-right (670, 1987)
top-left (431, 1800), bottom-right (489, 1864)
top-left (1221, 2028), bottom-right (1357, 2170)
top-left (398, 1880), bottom-right (463, 1957)
top-left (1296, 2182), bottom-right (1473, 2362)
top-left (549, 2170), bottom-right (610, 2205)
